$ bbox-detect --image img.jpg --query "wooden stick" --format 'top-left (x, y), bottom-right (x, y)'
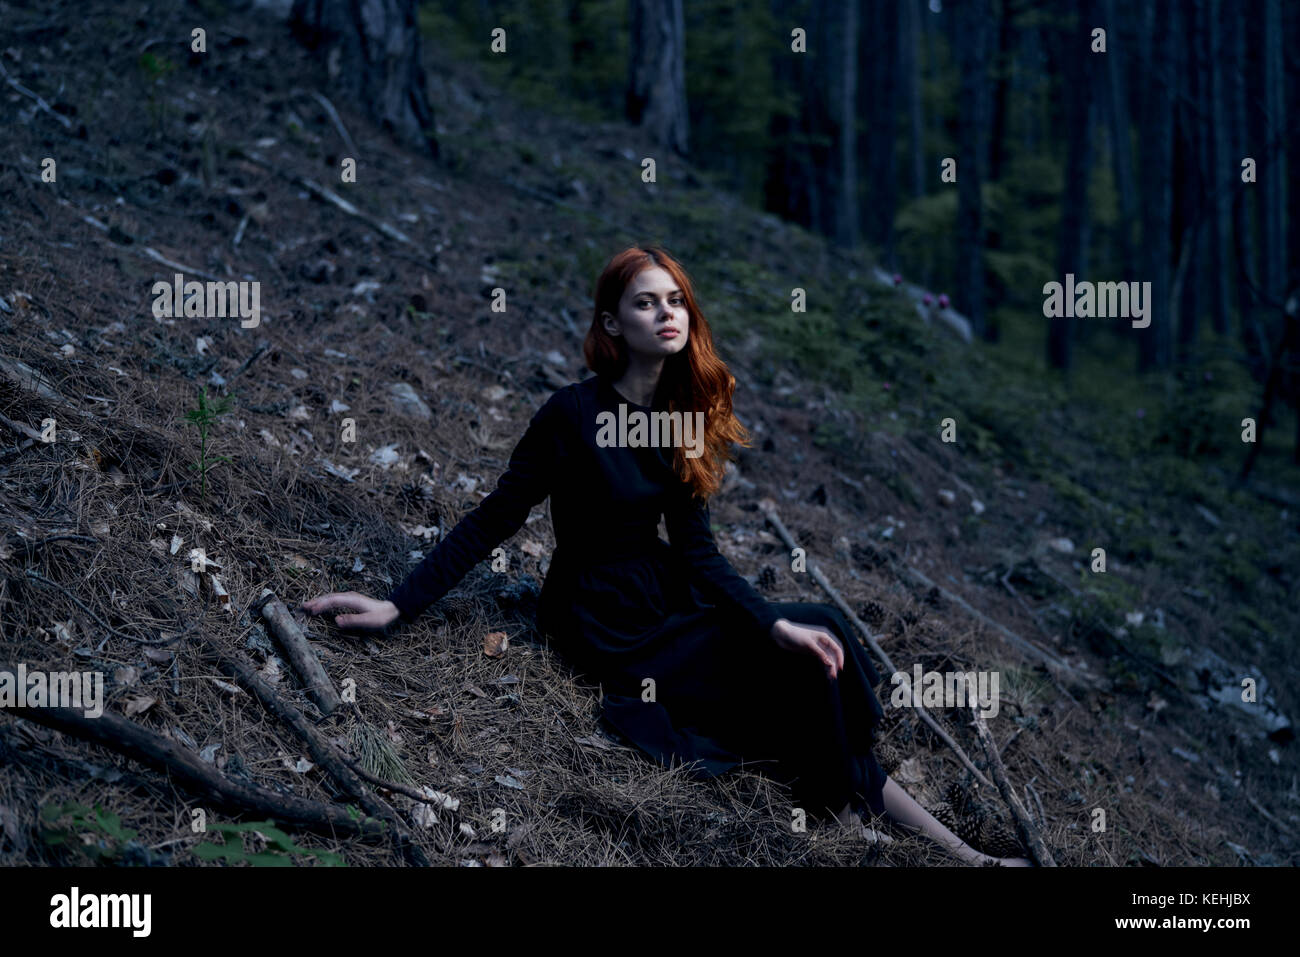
top-left (212, 648), bottom-right (429, 866)
top-left (310, 91), bottom-right (359, 159)
top-left (0, 354), bottom-right (64, 402)
top-left (970, 704), bottom-right (1057, 866)
top-left (230, 148), bottom-right (411, 245)
top-left (759, 499), bottom-right (995, 791)
top-left (0, 701), bottom-right (389, 842)
top-left (24, 570), bottom-right (175, 646)
top-left (0, 58), bottom-right (73, 129)
top-left (902, 564), bottom-right (1101, 688)
top-left (253, 589), bottom-right (343, 717)
top-left (81, 214), bottom-right (226, 283)
top-left (0, 411), bottom-right (43, 442)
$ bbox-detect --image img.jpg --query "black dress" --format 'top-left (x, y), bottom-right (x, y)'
top-left (386, 373), bottom-right (889, 819)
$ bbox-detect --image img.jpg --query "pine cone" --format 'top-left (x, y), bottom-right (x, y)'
top-left (397, 481), bottom-right (437, 511)
top-left (872, 736), bottom-right (904, 777)
top-left (433, 593), bottom-right (478, 628)
top-left (859, 599), bottom-right (887, 627)
top-left (928, 780), bottom-right (1026, 860)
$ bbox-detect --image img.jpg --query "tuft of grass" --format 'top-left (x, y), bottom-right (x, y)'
top-left (350, 720), bottom-right (413, 785)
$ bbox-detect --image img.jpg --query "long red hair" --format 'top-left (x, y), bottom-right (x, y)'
top-left (583, 245), bottom-right (751, 501)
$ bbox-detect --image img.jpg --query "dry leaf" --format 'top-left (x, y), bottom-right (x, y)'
top-left (124, 696), bottom-right (156, 717)
top-left (419, 787), bottom-right (459, 811)
top-left (483, 631), bottom-right (509, 658)
top-left (208, 678), bottom-right (244, 695)
top-left (259, 656), bottom-right (284, 685)
top-left (412, 804), bottom-right (439, 828)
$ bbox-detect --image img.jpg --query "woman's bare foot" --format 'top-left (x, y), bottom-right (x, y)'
top-left (834, 802), bottom-right (894, 843)
top-left (978, 853), bottom-right (1034, 866)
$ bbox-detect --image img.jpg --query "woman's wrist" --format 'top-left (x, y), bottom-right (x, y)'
top-left (769, 617), bottom-right (789, 639)
top-left (377, 599), bottom-right (403, 630)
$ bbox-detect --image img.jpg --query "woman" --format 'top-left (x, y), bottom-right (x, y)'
top-left (304, 245), bottom-right (1031, 866)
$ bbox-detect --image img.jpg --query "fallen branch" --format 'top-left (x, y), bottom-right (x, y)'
top-left (253, 589), bottom-right (343, 717)
top-left (759, 499), bottom-right (994, 791)
top-left (903, 564), bottom-right (1101, 689)
top-left (0, 699), bottom-right (391, 844)
top-left (340, 751), bottom-right (451, 806)
top-left (0, 354), bottom-right (64, 402)
top-left (0, 411), bottom-right (43, 442)
top-left (231, 342), bottom-right (269, 380)
top-left (23, 570), bottom-right (177, 647)
top-left (140, 246), bottom-right (225, 284)
top-left (970, 704), bottom-right (1057, 866)
top-left (80, 215), bottom-right (225, 283)
top-left (0, 58), bottom-right (73, 129)
top-left (310, 91), bottom-right (359, 160)
top-left (230, 148), bottom-right (411, 246)
top-left (211, 646), bottom-right (429, 866)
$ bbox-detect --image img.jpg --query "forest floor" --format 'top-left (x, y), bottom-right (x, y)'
top-left (0, 0), bottom-right (1296, 867)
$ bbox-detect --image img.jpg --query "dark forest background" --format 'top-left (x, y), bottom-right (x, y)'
top-left (427, 0), bottom-right (1298, 385)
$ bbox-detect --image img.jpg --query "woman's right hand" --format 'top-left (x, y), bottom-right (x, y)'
top-left (300, 592), bottom-right (401, 632)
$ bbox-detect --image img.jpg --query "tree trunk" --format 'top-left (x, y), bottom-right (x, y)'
top-left (1229, 0), bottom-right (1261, 372)
top-left (1261, 0), bottom-right (1286, 299)
top-left (1174, 0), bottom-right (1202, 357)
top-left (627, 0), bottom-right (690, 156)
top-left (289, 0), bottom-right (437, 158)
top-left (833, 0), bottom-right (860, 248)
top-left (1207, 0), bottom-right (1231, 335)
top-left (1138, 0), bottom-right (1175, 372)
top-left (1101, 0), bottom-right (1138, 277)
top-left (902, 0), bottom-right (925, 201)
top-left (954, 0), bottom-right (992, 339)
top-left (1049, 0), bottom-right (1095, 372)
top-left (860, 0), bottom-right (897, 256)
top-left (987, 0), bottom-right (1013, 184)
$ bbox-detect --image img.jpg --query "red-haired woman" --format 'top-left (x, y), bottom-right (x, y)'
top-left (304, 245), bottom-right (1031, 866)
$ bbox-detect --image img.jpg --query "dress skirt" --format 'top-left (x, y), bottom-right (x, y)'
top-left (539, 545), bottom-right (889, 821)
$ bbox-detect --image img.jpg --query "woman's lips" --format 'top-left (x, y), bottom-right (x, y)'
top-left (657, 328), bottom-right (679, 338)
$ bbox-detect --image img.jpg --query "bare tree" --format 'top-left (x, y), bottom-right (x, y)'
top-left (954, 0), bottom-right (993, 339)
top-left (289, 0), bottom-right (438, 157)
top-left (627, 0), bottom-right (689, 155)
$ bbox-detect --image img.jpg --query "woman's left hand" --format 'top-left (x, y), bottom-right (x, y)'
top-left (769, 618), bottom-right (844, 679)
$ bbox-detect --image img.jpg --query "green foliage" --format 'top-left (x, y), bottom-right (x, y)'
top-left (137, 52), bottom-right (177, 134)
top-left (181, 386), bottom-right (234, 506)
top-left (40, 801), bottom-right (138, 863)
top-left (191, 820), bottom-right (347, 867)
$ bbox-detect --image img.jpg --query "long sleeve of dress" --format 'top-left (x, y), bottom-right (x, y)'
top-left (663, 484), bottom-right (782, 639)
top-left (385, 392), bottom-right (563, 624)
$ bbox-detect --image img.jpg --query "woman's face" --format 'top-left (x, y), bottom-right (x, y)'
top-left (602, 266), bottom-right (690, 362)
